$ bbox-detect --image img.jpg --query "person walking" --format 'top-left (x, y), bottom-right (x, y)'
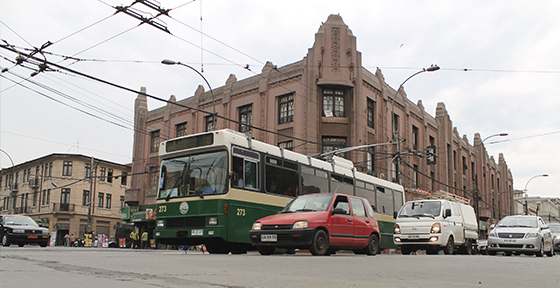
top-left (129, 229), bottom-right (139, 249)
top-left (141, 230), bottom-right (149, 249)
top-left (64, 233), bottom-right (70, 247)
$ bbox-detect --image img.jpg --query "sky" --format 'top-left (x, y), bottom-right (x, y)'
top-left (1, 0), bottom-right (559, 199)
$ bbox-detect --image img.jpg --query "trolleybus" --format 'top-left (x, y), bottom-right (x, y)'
top-left (154, 129), bottom-right (405, 253)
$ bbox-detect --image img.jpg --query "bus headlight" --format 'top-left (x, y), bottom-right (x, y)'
top-left (208, 217), bottom-right (218, 225)
top-left (252, 222), bottom-right (262, 230)
top-left (292, 221), bottom-right (308, 229)
top-left (156, 220), bottom-right (165, 228)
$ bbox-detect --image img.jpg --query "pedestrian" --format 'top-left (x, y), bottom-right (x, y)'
top-left (129, 229), bottom-right (139, 249)
top-left (70, 234), bottom-right (76, 247)
top-left (141, 230), bottom-right (148, 249)
top-left (64, 233), bottom-right (70, 247)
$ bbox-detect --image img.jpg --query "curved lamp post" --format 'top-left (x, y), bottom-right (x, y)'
top-left (388, 64), bottom-right (440, 184)
top-left (524, 174), bottom-right (548, 215)
top-left (161, 59), bottom-right (216, 131)
top-left (474, 132), bottom-right (508, 225)
top-left (0, 149), bottom-right (15, 213)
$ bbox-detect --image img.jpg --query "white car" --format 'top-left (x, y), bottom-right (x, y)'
top-left (487, 215), bottom-right (554, 257)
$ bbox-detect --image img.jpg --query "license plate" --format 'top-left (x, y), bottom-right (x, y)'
top-left (28, 235), bottom-right (38, 239)
top-left (191, 229), bottom-right (203, 236)
top-left (409, 235), bottom-right (420, 239)
top-left (261, 234), bottom-right (277, 242)
top-left (504, 239), bottom-right (516, 243)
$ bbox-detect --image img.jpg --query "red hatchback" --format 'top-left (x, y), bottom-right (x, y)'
top-left (249, 193), bottom-right (380, 256)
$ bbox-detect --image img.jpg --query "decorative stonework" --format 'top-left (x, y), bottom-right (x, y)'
top-left (363, 80), bottom-right (382, 96)
top-left (222, 103), bottom-right (228, 129)
top-left (146, 117), bottom-right (164, 125)
top-left (231, 88), bottom-right (259, 100)
top-left (170, 109), bottom-right (189, 119)
top-left (268, 75), bottom-right (303, 89)
top-left (331, 27), bottom-right (340, 71)
top-left (259, 92), bottom-right (266, 141)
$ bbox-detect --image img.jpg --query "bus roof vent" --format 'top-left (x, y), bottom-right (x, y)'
top-left (331, 156), bottom-right (355, 170)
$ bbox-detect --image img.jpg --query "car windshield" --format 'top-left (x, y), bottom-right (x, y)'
top-left (4, 216), bottom-right (39, 226)
top-left (157, 150), bottom-right (229, 199)
top-left (548, 224), bottom-right (560, 233)
top-left (398, 201), bottom-right (441, 218)
top-left (281, 194), bottom-right (334, 213)
top-left (497, 217), bottom-right (537, 228)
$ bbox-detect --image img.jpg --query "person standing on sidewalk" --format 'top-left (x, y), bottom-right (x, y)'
top-left (129, 229), bottom-right (139, 249)
top-left (141, 230), bottom-right (149, 249)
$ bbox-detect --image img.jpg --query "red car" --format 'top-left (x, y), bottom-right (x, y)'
top-left (249, 193), bottom-right (380, 256)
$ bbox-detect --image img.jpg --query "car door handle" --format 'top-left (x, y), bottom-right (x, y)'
top-left (366, 220), bottom-right (370, 223)
top-left (347, 218), bottom-right (352, 222)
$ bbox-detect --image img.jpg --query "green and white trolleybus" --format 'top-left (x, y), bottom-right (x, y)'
top-left (154, 129), bottom-right (405, 253)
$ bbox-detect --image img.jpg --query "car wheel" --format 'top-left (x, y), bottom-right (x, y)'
top-left (364, 234), bottom-right (379, 256)
top-left (309, 229), bottom-right (329, 256)
top-left (1, 234), bottom-right (10, 247)
top-left (18, 244), bottom-right (24, 247)
top-left (443, 236), bottom-right (454, 255)
top-left (256, 246), bottom-right (275, 255)
top-left (536, 241), bottom-right (544, 257)
top-left (40, 242), bottom-right (48, 248)
top-left (546, 245), bottom-right (554, 257)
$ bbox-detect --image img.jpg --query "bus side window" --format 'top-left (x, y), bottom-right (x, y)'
top-left (232, 156), bottom-right (244, 188)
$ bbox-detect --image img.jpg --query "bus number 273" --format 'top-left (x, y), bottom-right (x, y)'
top-left (237, 208), bottom-right (246, 216)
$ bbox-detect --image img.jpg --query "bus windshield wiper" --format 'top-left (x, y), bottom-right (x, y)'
top-left (411, 213), bottom-right (435, 219)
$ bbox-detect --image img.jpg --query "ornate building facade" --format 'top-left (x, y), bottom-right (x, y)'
top-left (127, 15), bottom-right (514, 230)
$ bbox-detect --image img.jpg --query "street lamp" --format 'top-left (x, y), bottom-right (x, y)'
top-left (161, 59), bottom-right (216, 131)
top-left (474, 132), bottom-right (508, 226)
top-left (524, 174), bottom-right (548, 215)
top-left (389, 64), bottom-right (440, 184)
top-left (0, 149), bottom-right (15, 213)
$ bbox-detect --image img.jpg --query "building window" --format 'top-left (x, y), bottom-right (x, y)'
top-left (366, 147), bottom-right (375, 174)
top-left (120, 196), bottom-right (125, 209)
top-left (61, 188), bottom-right (70, 204)
top-left (205, 115), bottom-right (216, 132)
top-left (323, 88), bottom-right (345, 117)
top-left (82, 190), bottom-right (90, 206)
top-left (107, 169), bottom-right (113, 183)
top-left (392, 113), bottom-right (399, 139)
top-left (413, 164), bottom-right (419, 188)
top-left (149, 167), bottom-right (159, 196)
top-left (412, 126), bottom-right (419, 150)
top-left (239, 104), bottom-right (252, 132)
top-left (367, 98), bottom-right (375, 128)
top-left (85, 164), bottom-right (91, 179)
top-left (120, 172), bottom-right (128, 186)
top-left (176, 122), bottom-right (187, 137)
top-left (99, 167), bottom-right (106, 182)
top-left (150, 130), bottom-right (160, 153)
top-left (62, 161), bottom-right (72, 176)
top-left (42, 189), bottom-right (50, 205)
top-left (98, 192), bottom-right (104, 208)
top-left (48, 162), bottom-right (53, 177)
top-left (462, 156), bottom-right (467, 175)
top-left (322, 136), bottom-right (347, 156)
top-left (278, 93), bottom-right (294, 124)
top-left (106, 194), bottom-right (111, 209)
top-left (278, 141), bottom-right (293, 151)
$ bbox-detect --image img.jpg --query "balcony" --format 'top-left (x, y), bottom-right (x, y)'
top-left (53, 203), bottom-right (75, 213)
top-left (29, 178), bottom-right (40, 188)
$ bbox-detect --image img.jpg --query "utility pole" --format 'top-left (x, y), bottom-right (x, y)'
top-left (86, 157), bottom-right (93, 234)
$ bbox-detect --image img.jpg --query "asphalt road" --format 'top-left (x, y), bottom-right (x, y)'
top-left (0, 246), bottom-right (558, 288)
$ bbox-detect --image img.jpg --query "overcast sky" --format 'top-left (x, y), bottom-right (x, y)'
top-left (1, 0), bottom-right (559, 198)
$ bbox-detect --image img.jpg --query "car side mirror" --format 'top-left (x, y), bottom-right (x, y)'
top-left (332, 207), bottom-right (345, 215)
top-left (489, 224), bottom-right (495, 230)
top-left (444, 208), bottom-right (452, 218)
top-left (542, 224), bottom-right (549, 229)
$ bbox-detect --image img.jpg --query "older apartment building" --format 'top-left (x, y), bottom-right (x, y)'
top-left (0, 154), bottom-right (130, 245)
top-left (126, 14), bottom-right (514, 230)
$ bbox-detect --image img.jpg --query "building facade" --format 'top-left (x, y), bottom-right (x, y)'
top-left (127, 15), bottom-right (514, 230)
top-left (0, 154), bottom-right (130, 245)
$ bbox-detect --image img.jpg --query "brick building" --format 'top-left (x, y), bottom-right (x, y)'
top-left (126, 14), bottom-right (514, 230)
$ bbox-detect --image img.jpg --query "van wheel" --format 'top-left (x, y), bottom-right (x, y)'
top-left (364, 234), bottom-right (379, 255)
top-left (309, 230), bottom-right (329, 256)
top-left (462, 240), bottom-right (473, 255)
top-left (443, 236), bottom-right (454, 255)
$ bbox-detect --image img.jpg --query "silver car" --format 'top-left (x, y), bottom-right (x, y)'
top-left (549, 222), bottom-right (560, 255)
top-left (487, 215), bottom-right (554, 257)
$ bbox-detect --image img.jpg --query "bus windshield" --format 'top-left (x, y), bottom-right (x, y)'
top-left (158, 150), bottom-right (229, 199)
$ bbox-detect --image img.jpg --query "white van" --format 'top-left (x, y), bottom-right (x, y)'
top-left (393, 199), bottom-right (478, 255)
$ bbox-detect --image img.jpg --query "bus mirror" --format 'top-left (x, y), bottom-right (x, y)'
top-left (393, 211), bottom-right (398, 219)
